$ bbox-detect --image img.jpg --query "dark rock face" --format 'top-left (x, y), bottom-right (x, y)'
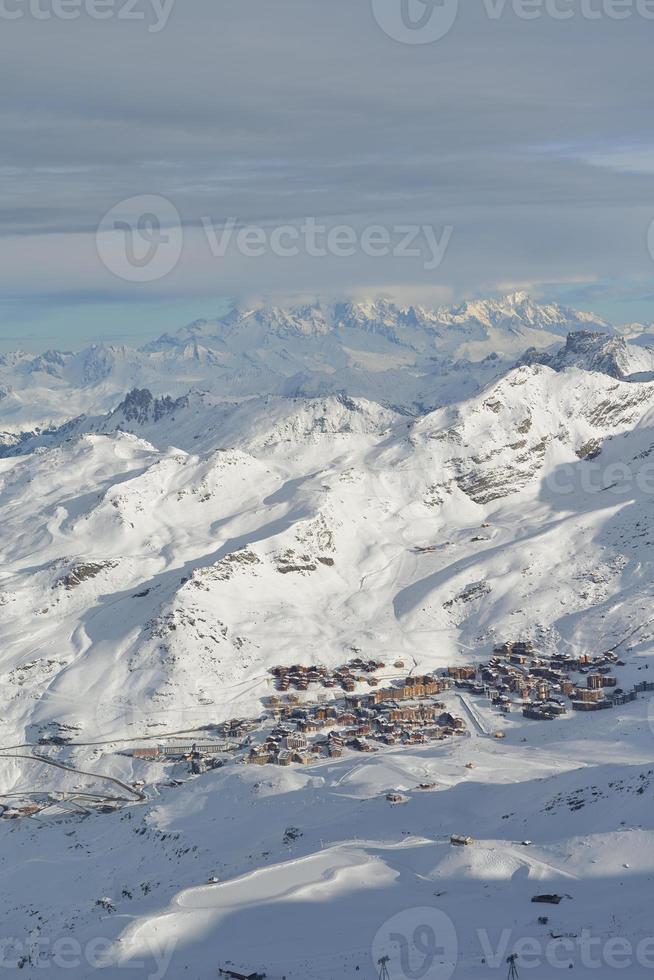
top-left (113, 388), bottom-right (189, 426)
top-left (519, 331), bottom-right (630, 379)
top-left (56, 560), bottom-right (118, 590)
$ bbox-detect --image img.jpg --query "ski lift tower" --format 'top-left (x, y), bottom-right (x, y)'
top-left (378, 955), bottom-right (391, 980)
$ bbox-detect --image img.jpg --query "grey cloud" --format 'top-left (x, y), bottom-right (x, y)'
top-left (0, 0), bottom-right (653, 312)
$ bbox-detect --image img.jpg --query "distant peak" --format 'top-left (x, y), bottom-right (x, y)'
top-left (139, 291), bottom-right (614, 359)
top-left (503, 290), bottom-right (531, 305)
top-left (112, 387), bottom-right (189, 425)
top-left (518, 329), bottom-right (631, 378)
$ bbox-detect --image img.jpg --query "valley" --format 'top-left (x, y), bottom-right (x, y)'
top-left (3, 295), bottom-right (654, 978)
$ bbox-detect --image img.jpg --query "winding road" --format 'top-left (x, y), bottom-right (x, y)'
top-left (0, 750), bottom-right (146, 804)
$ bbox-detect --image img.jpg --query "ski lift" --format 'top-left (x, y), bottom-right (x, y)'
top-left (507, 953), bottom-right (519, 979)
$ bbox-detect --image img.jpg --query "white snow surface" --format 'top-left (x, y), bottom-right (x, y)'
top-left (2, 296), bottom-right (654, 978)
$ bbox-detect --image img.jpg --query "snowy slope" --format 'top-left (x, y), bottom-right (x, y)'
top-left (3, 363), bottom-right (654, 747)
top-left (4, 707), bottom-right (654, 978)
top-left (3, 302), bottom-right (654, 978)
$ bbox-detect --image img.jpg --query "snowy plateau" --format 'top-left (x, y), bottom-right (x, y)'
top-left (3, 293), bottom-right (654, 979)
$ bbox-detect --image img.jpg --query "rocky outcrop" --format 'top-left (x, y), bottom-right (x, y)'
top-left (520, 331), bottom-right (636, 380)
top-left (111, 388), bottom-right (189, 426)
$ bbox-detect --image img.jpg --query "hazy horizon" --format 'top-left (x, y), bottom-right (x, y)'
top-left (2, 1), bottom-right (654, 348)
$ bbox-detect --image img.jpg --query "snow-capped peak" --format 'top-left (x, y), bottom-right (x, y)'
top-left (519, 330), bottom-right (654, 380)
top-left (143, 293), bottom-right (613, 353)
top-left (433, 292), bottom-right (612, 335)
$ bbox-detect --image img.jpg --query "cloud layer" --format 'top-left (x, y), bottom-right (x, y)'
top-left (1, 0), bottom-right (654, 340)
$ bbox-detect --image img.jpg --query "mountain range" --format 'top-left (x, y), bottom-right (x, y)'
top-left (3, 292), bottom-right (654, 978)
top-left (1, 292), bottom-right (641, 438)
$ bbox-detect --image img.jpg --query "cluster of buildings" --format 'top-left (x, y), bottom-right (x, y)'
top-left (124, 642), bottom-right (649, 778)
top-left (1, 803), bottom-right (41, 820)
top-left (210, 718), bottom-right (261, 739)
top-left (447, 640), bottom-right (629, 719)
top-left (128, 720), bottom-right (263, 769)
top-left (132, 740), bottom-right (235, 762)
top-left (571, 677), bottom-right (654, 712)
top-left (1, 797), bottom-right (123, 820)
top-left (247, 676), bottom-right (466, 766)
top-left (270, 658), bottom-right (386, 693)
top-left (369, 674), bottom-right (452, 704)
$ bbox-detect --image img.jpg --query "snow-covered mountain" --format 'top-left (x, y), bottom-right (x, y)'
top-left (149, 292), bottom-right (611, 351)
top-left (3, 295), bottom-right (654, 978)
top-left (3, 358), bottom-right (654, 743)
top-left (520, 330), bottom-right (654, 380)
top-left (0, 293), bottom-right (625, 437)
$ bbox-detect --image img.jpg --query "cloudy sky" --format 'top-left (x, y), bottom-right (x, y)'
top-left (2, 0), bottom-right (654, 350)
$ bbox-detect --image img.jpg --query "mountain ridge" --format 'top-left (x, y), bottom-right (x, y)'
top-left (0, 293), bottom-right (644, 437)
top-left (4, 299), bottom-right (654, 978)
